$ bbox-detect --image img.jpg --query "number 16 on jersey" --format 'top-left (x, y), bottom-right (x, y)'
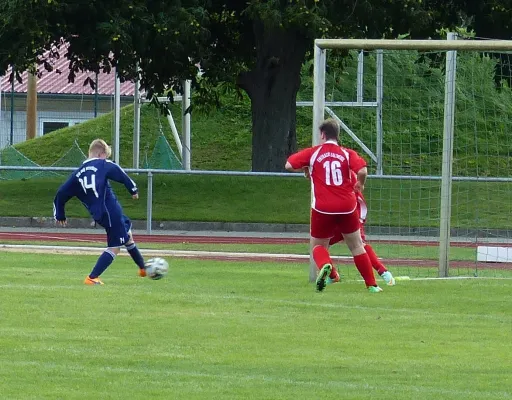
top-left (323, 160), bottom-right (343, 186)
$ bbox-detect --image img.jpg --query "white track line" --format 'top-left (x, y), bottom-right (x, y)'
top-left (0, 243), bottom-right (353, 260)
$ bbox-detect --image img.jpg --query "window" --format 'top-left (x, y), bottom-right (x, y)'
top-left (40, 119), bottom-right (84, 136)
top-left (42, 121), bottom-right (70, 135)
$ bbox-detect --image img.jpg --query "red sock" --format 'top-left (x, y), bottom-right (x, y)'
top-left (329, 267), bottom-right (339, 279)
top-left (312, 245), bottom-right (333, 271)
top-left (353, 253), bottom-right (377, 287)
top-left (364, 244), bottom-right (387, 275)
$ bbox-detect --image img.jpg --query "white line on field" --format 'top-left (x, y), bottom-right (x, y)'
top-left (0, 243), bottom-right (353, 260)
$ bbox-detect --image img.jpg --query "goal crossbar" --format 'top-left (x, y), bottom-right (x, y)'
top-left (315, 38), bottom-right (512, 51)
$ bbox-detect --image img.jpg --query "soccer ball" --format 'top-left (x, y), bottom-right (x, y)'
top-left (144, 257), bottom-right (169, 280)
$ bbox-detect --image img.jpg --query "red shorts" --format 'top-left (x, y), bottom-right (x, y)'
top-left (329, 224), bottom-right (366, 246)
top-left (310, 208), bottom-right (361, 239)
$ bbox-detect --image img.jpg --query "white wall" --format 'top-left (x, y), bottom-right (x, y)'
top-left (0, 95), bottom-right (133, 149)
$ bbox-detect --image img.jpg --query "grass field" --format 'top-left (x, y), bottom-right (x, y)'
top-left (2, 237), bottom-right (512, 279)
top-left (0, 252), bottom-right (510, 400)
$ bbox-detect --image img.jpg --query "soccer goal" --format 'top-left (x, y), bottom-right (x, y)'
top-left (310, 35), bottom-right (512, 281)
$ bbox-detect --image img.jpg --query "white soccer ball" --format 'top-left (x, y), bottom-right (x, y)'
top-left (144, 257), bottom-right (169, 280)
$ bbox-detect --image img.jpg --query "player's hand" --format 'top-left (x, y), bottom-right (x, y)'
top-left (132, 193), bottom-right (139, 200)
top-left (303, 167), bottom-right (310, 180)
top-left (354, 182), bottom-right (364, 193)
top-left (56, 219), bottom-right (67, 227)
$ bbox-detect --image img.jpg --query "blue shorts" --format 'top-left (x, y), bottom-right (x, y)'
top-left (103, 215), bottom-right (132, 247)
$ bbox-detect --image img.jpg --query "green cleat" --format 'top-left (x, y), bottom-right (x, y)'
top-left (368, 285), bottom-right (383, 293)
top-left (316, 264), bottom-right (332, 292)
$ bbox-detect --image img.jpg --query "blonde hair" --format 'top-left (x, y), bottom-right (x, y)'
top-left (89, 139), bottom-right (112, 158)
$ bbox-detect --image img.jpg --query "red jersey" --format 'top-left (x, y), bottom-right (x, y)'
top-left (287, 140), bottom-right (367, 214)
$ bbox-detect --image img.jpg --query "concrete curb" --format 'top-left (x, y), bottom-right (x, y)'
top-left (0, 216), bottom-right (310, 233)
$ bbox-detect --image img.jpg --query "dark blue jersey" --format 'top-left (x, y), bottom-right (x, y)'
top-left (53, 158), bottom-right (138, 227)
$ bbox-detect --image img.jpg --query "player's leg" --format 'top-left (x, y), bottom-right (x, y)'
top-left (122, 216), bottom-right (146, 277)
top-left (340, 212), bottom-right (381, 292)
top-left (360, 226), bottom-right (395, 286)
top-left (311, 238), bottom-right (333, 292)
top-left (326, 231), bottom-right (343, 284)
top-left (85, 245), bottom-right (120, 285)
top-left (363, 244), bottom-right (396, 286)
top-left (310, 210), bottom-right (338, 292)
top-left (84, 220), bottom-right (128, 285)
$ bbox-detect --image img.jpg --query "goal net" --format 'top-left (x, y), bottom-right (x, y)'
top-left (309, 36), bottom-right (512, 281)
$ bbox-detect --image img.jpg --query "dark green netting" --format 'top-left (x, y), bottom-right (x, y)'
top-left (50, 141), bottom-right (87, 173)
top-left (143, 134), bottom-right (183, 170)
top-left (0, 146), bottom-right (57, 180)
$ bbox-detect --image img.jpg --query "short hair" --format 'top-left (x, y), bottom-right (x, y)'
top-left (319, 119), bottom-right (340, 140)
top-left (89, 139), bottom-right (112, 158)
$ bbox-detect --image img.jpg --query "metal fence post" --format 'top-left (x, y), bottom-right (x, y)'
top-left (146, 171), bottom-right (153, 234)
top-left (439, 32), bottom-right (458, 277)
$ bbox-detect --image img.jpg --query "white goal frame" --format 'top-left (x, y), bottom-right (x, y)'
top-left (310, 36), bottom-right (512, 281)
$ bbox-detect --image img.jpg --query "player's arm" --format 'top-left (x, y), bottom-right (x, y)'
top-left (53, 176), bottom-right (78, 225)
top-left (285, 148), bottom-right (314, 172)
top-left (347, 149), bottom-right (368, 192)
top-left (106, 161), bottom-right (139, 198)
top-left (354, 167), bottom-right (368, 193)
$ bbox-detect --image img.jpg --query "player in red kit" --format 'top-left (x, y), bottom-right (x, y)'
top-left (285, 119), bottom-right (382, 293)
top-left (327, 171), bottom-right (396, 286)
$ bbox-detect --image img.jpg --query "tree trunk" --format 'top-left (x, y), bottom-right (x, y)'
top-left (239, 25), bottom-right (308, 172)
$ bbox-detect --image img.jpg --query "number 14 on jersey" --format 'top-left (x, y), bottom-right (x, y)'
top-left (79, 174), bottom-right (99, 198)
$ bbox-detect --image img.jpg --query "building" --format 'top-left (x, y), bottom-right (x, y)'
top-left (0, 55), bottom-right (135, 149)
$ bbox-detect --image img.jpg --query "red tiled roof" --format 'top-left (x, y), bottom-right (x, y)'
top-left (0, 52), bottom-right (135, 96)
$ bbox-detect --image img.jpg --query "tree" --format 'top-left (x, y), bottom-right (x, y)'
top-left (1, 0), bottom-right (509, 171)
top-left (198, 1), bottom-right (465, 171)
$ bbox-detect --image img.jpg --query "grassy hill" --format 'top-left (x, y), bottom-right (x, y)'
top-left (11, 98), bottom-right (256, 171)
top-left (7, 49), bottom-right (512, 176)
top-left (2, 49), bottom-right (512, 229)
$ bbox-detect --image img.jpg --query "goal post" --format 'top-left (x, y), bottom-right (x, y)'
top-left (310, 36), bottom-right (512, 281)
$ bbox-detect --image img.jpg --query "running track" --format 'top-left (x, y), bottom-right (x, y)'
top-left (0, 231), bottom-right (511, 269)
top-left (0, 231), bottom-right (506, 248)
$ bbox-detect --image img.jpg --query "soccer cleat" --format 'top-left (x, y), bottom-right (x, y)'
top-left (368, 285), bottom-right (383, 293)
top-left (138, 268), bottom-right (147, 278)
top-left (381, 271), bottom-right (396, 286)
top-left (316, 264), bottom-right (332, 292)
top-left (84, 276), bottom-right (104, 285)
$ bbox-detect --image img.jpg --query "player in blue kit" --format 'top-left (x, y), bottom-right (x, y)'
top-left (53, 139), bottom-right (147, 285)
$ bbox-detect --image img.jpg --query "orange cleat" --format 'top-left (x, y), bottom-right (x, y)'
top-left (138, 268), bottom-right (147, 278)
top-left (84, 276), bottom-right (104, 285)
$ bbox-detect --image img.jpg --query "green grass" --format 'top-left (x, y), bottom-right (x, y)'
top-left (2, 239), bottom-right (508, 279)
top-left (1, 174), bottom-right (512, 229)
top-left (0, 252), bottom-right (511, 399)
top-left (8, 99), bottom-right (254, 171)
